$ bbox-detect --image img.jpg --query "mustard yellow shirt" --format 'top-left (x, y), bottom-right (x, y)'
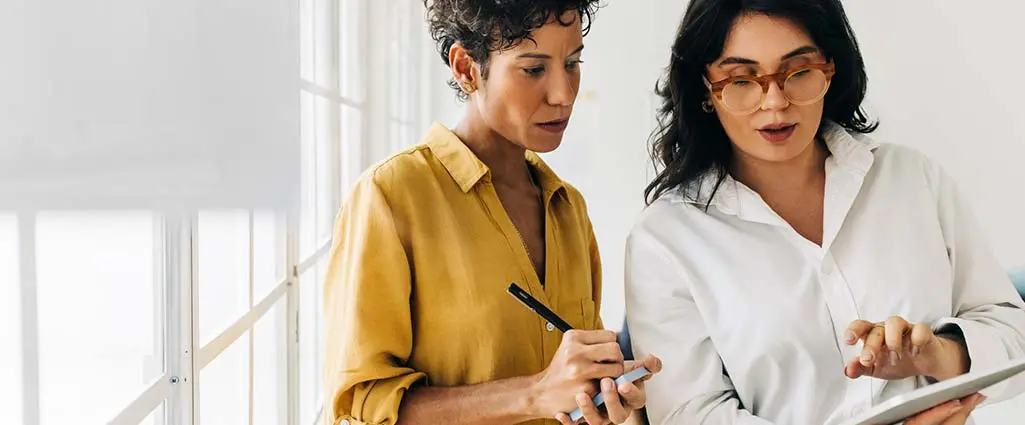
top-left (323, 123), bottom-right (604, 425)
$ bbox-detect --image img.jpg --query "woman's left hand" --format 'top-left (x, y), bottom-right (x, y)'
top-left (554, 355), bottom-right (661, 425)
top-left (844, 316), bottom-right (970, 382)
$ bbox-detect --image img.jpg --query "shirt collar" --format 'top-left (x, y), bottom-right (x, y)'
top-left (526, 151), bottom-right (571, 204)
top-left (677, 121), bottom-right (880, 215)
top-left (425, 122), bottom-right (569, 203)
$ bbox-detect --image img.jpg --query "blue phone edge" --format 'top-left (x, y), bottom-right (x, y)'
top-left (567, 367), bottom-right (652, 421)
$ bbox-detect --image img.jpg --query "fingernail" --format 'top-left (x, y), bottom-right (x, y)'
top-left (890, 351), bottom-right (899, 366)
top-left (656, 357), bottom-right (663, 369)
top-left (912, 346), bottom-right (920, 357)
top-left (976, 394), bottom-right (988, 404)
top-left (845, 331), bottom-right (856, 343)
top-left (602, 378), bottom-right (613, 391)
top-left (861, 352), bottom-right (874, 363)
top-left (950, 398), bottom-right (964, 414)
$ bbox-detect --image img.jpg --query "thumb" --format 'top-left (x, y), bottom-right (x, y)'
top-left (645, 355), bottom-right (663, 374)
top-left (626, 355), bottom-right (662, 376)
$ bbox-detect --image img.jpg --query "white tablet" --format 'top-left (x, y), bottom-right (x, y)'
top-left (843, 356), bottom-right (1025, 425)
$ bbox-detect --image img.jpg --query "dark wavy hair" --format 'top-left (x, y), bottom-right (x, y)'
top-left (644, 0), bottom-right (878, 205)
top-left (423, 0), bottom-right (602, 101)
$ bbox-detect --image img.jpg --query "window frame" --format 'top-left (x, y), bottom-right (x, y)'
top-left (9, 1), bottom-right (434, 424)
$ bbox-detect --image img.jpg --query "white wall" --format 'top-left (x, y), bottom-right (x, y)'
top-left (423, 0), bottom-right (1024, 422)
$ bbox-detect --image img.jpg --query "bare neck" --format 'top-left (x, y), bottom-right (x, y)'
top-left (452, 113), bottom-right (534, 189)
top-left (731, 139), bottom-right (829, 197)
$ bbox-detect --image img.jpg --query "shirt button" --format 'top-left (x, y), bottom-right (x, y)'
top-left (546, 322), bottom-right (555, 332)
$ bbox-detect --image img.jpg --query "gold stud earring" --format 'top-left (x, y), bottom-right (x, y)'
top-left (461, 82), bottom-right (476, 94)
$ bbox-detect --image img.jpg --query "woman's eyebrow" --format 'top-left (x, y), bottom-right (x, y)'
top-left (717, 45), bottom-right (820, 67)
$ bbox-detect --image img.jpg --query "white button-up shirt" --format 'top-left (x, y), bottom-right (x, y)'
top-left (625, 122), bottom-right (1025, 424)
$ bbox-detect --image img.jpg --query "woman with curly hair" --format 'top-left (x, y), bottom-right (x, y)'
top-left (323, 2), bottom-right (661, 425)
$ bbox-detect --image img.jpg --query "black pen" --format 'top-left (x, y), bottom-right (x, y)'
top-left (507, 283), bottom-right (574, 333)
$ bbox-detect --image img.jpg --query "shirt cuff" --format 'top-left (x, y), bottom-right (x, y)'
top-left (933, 317), bottom-right (1010, 398)
top-left (334, 418), bottom-right (372, 425)
top-left (340, 371), bottom-right (428, 425)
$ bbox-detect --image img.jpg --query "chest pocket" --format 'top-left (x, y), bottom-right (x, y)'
top-left (558, 298), bottom-right (598, 330)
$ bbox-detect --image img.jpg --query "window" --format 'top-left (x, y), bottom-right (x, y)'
top-left (6, 1), bottom-right (431, 424)
top-left (253, 211), bottom-right (288, 303)
top-left (388, 0), bottom-right (425, 150)
top-left (199, 332), bottom-right (249, 425)
top-left (0, 214), bottom-right (22, 425)
top-left (195, 211), bottom-right (259, 425)
top-left (140, 403), bottom-right (166, 425)
top-left (297, 0), bottom-right (362, 421)
top-left (298, 267), bottom-right (320, 425)
top-left (35, 212), bottom-right (162, 425)
top-left (253, 299), bottom-right (288, 425)
top-left (3, 207), bottom-right (299, 425)
top-left (197, 211), bottom-right (251, 345)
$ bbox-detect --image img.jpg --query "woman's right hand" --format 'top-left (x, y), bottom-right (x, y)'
top-left (902, 393), bottom-right (986, 425)
top-left (531, 329), bottom-right (626, 416)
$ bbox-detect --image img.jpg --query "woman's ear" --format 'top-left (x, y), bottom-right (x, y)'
top-left (448, 43), bottom-right (478, 94)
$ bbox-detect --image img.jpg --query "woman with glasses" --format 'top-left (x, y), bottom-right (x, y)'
top-left (625, 0), bottom-right (1025, 424)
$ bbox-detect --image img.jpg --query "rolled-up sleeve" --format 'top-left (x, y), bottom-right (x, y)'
top-left (323, 174), bottom-right (427, 425)
top-left (625, 225), bottom-right (775, 425)
top-left (928, 163), bottom-right (1025, 400)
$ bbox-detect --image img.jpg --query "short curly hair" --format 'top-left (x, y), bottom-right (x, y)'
top-left (423, 0), bottom-right (602, 100)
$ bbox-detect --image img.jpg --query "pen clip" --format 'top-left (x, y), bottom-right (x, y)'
top-left (507, 283), bottom-right (573, 333)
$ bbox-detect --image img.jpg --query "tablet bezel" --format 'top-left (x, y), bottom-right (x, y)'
top-left (845, 357), bottom-right (1025, 425)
